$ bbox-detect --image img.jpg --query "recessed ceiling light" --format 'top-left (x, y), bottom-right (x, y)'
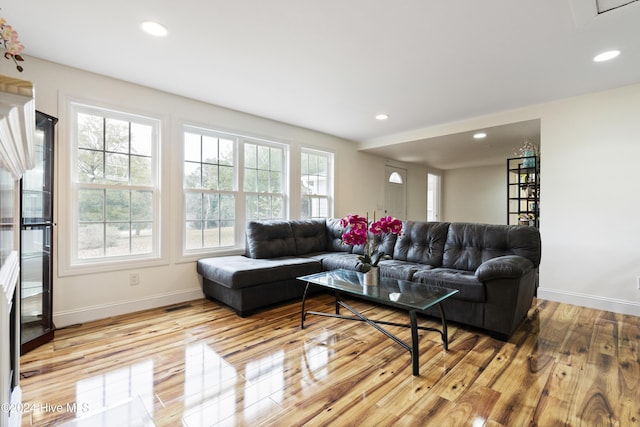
top-left (375, 114), bottom-right (389, 121)
top-left (141, 21), bottom-right (168, 37)
top-left (473, 132), bottom-right (487, 139)
top-left (593, 50), bottom-right (620, 62)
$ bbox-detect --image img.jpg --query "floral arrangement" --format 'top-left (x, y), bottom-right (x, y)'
top-left (1, 16), bottom-right (25, 72)
top-left (340, 213), bottom-right (403, 272)
top-left (515, 139), bottom-right (538, 157)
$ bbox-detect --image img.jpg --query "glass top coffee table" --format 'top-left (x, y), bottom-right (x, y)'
top-left (298, 269), bottom-right (459, 376)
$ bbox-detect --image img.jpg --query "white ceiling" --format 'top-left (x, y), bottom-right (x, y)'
top-left (3, 0), bottom-right (640, 169)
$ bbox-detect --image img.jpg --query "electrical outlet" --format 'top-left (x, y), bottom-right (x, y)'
top-left (130, 273), bottom-right (140, 286)
top-left (637, 276), bottom-right (640, 290)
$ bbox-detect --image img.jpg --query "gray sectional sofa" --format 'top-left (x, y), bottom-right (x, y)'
top-left (197, 218), bottom-right (541, 340)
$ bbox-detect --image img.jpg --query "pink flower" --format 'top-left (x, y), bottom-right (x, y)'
top-left (1, 17), bottom-right (26, 72)
top-left (340, 213), bottom-right (403, 271)
top-left (6, 41), bottom-right (24, 55)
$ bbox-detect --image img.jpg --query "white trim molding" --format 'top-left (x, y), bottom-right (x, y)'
top-left (53, 288), bottom-right (204, 327)
top-left (538, 287), bottom-right (640, 316)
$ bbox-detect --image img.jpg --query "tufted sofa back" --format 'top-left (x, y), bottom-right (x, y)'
top-left (244, 219), bottom-right (541, 271)
top-left (442, 222), bottom-right (541, 271)
top-left (393, 221), bottom-right (450, 265)
top-left (245, 219), bottom-right (350, 258)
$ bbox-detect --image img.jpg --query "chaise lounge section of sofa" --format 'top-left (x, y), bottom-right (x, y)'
top-left (197, 218), bottom-right (541, 340)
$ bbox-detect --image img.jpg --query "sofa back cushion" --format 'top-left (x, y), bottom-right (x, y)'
top-left (245, 220), bottom-right (296, 259)
top-left (353, 232), bottom-right (398, 257)
top-left (290, 219), bottom-right (328, 255)
top-left (393, 221), bottom-right (449, 265)
top-left (443, 222), bottom-right (541, 271)
top-left (325, 218), bottom-right (353, 252)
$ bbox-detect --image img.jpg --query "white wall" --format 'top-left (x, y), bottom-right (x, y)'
top-left (442, 165), bottom-right (504, 224)
top-left (8, 56), bottom-right (408, 327)
top-left (539, 84), bottom-right (640, 315)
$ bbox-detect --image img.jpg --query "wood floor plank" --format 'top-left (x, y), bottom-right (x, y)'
top-left (18, 295), bottom-right (640, 427)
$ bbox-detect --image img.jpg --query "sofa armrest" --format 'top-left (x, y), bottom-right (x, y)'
top-left (476, 255), bottom-right (533, 282)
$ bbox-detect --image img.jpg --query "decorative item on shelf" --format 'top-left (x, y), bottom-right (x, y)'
top-left (518, 213), bottom-right (535, 226)
top-left (340, 212), bottom-right (403, 285)
top-left (515, 139), bottom-right (539, 168)
top-left (0, 16), bottom-right (25, 72)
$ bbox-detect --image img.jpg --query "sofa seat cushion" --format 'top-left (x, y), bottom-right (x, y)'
top-left (377, 260), bottom-right (427, 281)
top-left (312, 252), bottom-right (362, 271)
top-left (411, 268), bottom-right (485, 302)
top-left (197, 255), bottom-right (321, 290)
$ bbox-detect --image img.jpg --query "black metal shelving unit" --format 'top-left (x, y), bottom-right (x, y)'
top-left (507, 155), bottom-right (540, 228)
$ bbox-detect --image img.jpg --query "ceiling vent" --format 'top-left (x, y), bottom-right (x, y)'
top-left (570, 0), bottom-right (639, 26)
top-left (596, 0), bottom-right (638, 13)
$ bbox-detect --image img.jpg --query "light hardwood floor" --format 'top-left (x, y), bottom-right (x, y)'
top-left (19, 294), bottom-right (640, 426)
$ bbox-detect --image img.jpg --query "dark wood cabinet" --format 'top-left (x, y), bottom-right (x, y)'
top-left (20, 111), bottom-right (57, 354)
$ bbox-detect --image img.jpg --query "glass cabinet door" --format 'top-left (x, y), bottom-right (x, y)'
top-left (20, 111), bottom-right (57, 354)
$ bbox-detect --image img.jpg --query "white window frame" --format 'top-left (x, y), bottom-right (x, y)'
top-left (300, 147), bottom-right (334, 219)
top-left (59, 100), bottom-right (163, 275)
top-left (181, 125), bottom-right (289, 258)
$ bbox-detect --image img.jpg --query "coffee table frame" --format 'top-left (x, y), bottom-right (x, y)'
top-left (299, 269), bottom-right (458, 376)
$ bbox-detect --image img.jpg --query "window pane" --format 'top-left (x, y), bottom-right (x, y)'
top-left (106, 190), bottom-right (129, 221)
top-left (132, 222), bottom-right (152, 254)
top-left (105, 223), bottom-right (130, 256)
top-left (185, 193), bottom-right (203, 221)
top-left (245, 143), bottom-right (257, 168)
top-left (301, 153), bottom-right (309, 175)
top-left (244, 168), bottom-right (257, 192)
top-left (78, 148), bottom-right (104, 183)
top-left (78, 223), bottom-right (104, 258)
top-left (184, 162), bottom-right (202, 189)
top-left (272, 196), bottom-right (284, 219)
top-left (79, 189), bottom-right (104, 221)
top-left (105, 152), bottom-right (129, 183)
top-left (131, 191), bottom-right (152, 221)
top-left (270, 147), bottom-right (282, 171)
top-left (220, 220), bottom-right (235, 246)
top-left (202, 136), bottom-right (218, 164)
top-left (220, 194), bottom-right (235, 221)
top-left (184, 133), bottom-right (201, 162)
top-left (317, 174), bottom-right (327, 194)
top-left (204, 194), bottom-right (219, 221)
top-left (257, 146), bottom-right (270, 169)
top-left (219, 139), bottom-right (234, 166)
top-left (185, 220), bottom-right (203, 250)
top-left (203, 222), bottom-right (219, 248)
top-left (131, 123), bottom-right (152, 156)
top-left (301, 197), bottom-right (311, 219)
top-left (218, 165), bottom-right (234, 191)
top-left (257, 170), bottom-right (269, 192)
top-left (77, 113), bottom-right (103, 150)
top-left (202, 164), bottom-right (218, 190)
top-left (131, 155), bottom-right (152, 186)
top-left (105, 118), bottom-right (129, 153)
top-left (270, 171), bottom-right (281, 193)
top-left (246, 195), bottom-right (258, 220)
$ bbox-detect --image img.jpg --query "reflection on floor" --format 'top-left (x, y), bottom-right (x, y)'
top-left (19, 295), bottom-right (640, 426)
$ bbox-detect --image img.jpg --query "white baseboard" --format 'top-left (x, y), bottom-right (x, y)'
top-left (53, 288), bottom-right (205, 327)
top-left (538, 287), bottom-right (640, 317)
